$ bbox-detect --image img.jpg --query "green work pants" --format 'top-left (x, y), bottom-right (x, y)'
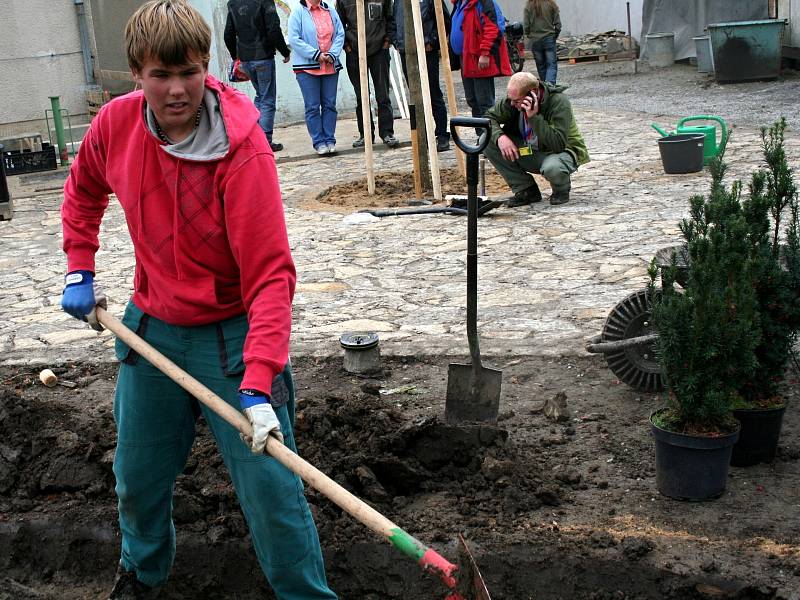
top-left (483, 136), bottom-right (577, 194)
top-left (112, 301), bottom-right (336, 599)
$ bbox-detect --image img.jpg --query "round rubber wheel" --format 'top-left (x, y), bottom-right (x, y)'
top-left (601, 289), bottom-right (664, 392)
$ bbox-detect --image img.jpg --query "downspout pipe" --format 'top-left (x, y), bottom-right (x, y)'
top-left (74, 0), bottom-right (96, 85)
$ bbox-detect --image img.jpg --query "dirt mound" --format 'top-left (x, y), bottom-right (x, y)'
top-left (2, 356), bottom-right (799, 599)
top-left (304, 167), bottom-right (518, 212)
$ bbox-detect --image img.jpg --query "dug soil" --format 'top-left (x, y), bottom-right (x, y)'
top-left (301, 167), bottom-right (519, 212)
top-left (1, 355), bottom-right (799, 600)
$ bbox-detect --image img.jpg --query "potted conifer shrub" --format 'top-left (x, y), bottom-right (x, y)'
top-left (732, 118), bottom-right (800, 466)
top-left (648, 157), bottom-right (755, 500)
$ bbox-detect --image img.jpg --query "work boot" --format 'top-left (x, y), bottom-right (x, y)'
top-left (436, 136), bottom-right (451, 152)
top-left (549, 189), bottom-right (570, 205)
top-left (382, 134), bottom-right (400, 149)
top-left (352, 137), bottom-right (373, 148)
top-left (269, 141), bottom-right (283, 152)
top-left (507, 184), bottom-right (542, 207)
top-left (108, 565), bottom-right (161, 600)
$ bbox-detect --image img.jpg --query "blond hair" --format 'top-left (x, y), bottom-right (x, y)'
top-left (125, 0), bottom-right (211, 72)
top-left (509, 72), bottom-right (540, 95)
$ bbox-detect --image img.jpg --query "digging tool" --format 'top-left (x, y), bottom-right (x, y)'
top-left (444, 118), bottom-right (502, 424)
top-left (93, 306), bottom-right (490, 600)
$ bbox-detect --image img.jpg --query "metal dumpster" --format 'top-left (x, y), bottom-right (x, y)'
top-left (708, 19), bottom-right (786, 83)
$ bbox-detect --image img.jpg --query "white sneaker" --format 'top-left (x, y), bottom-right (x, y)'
top-left (316, 146), bottom-right (327, 155)
top-left (326, 144), bottom-right (336, 155)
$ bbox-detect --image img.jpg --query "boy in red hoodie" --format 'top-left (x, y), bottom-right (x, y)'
top-left (60, 2), bottom-right (337, 598)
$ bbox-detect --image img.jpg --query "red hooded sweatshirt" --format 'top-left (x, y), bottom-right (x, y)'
top-left (61, 75), bottom-right (295, 393)
top-left (458, 0), bottom-right (512, 79)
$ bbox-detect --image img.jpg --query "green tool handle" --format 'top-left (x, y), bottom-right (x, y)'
top-left (677, 115), bottom-right (728, 151)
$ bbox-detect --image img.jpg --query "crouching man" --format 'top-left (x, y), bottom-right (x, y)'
top-left (484, 71), bottom-right (589, 206)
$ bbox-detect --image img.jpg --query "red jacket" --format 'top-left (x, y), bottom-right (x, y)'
top-left (458, 0), bottom-right (511, 78)
top-left (61, 75), bottom-right (295, 392)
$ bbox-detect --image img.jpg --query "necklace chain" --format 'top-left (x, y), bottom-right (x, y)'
top-left (154, 103), bottom-right (204, 144)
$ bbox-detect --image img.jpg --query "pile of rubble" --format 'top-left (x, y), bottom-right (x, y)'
top-left (556, 30), bottom-right (639, 60)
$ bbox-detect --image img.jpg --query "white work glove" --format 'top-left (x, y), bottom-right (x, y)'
top-left (238, 390), bottom-right (284, 453)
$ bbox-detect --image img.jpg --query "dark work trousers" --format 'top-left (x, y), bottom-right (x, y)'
top-left (462, 76), bottom-right (496, 118)
top-left (399, 50), bottom-right (449, 141)
top-left (345, 48), bottom-right (394, 140)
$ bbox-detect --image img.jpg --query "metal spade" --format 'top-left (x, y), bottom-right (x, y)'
top-left (445, 117), bottom-right (502, 424)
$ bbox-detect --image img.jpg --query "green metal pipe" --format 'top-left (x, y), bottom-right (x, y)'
top-left (49, 96), bottom-right (69, 166)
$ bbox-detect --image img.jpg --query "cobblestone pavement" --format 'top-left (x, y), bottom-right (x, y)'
top-left (2, 63), bottom-right (799, 366)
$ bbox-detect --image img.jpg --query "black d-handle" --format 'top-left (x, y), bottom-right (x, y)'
top-left (450, 117), bottom-right (491, 154)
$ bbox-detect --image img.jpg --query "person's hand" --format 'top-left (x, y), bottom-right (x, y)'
top-left (498, 135), bottom-right (519, 161)
top-left (323, 53), bottom-right (334, 64)
top-left (283, 53), bottom-right (291, 64)
top-left (61, 270), bottom-right (96, 320)
top-left (383, 39), bottom-right (390, 50)
top-left (344, 43), bottom-right (352, 53)
top-left (425, 42), bottom-right (433, 52)
top-left (478, 54), bottom-right (490, 70)
top-left (62, 270), bottom-right (107, 331)
top-left (519, 91), bottom-right (539, 118)
top-left (239, 390), bottom-right (283, 453)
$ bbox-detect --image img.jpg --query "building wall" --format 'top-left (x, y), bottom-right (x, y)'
top-left (0, 0), bottom-right (91, 136)
top-left (497, 0), bottom-right (644, 42)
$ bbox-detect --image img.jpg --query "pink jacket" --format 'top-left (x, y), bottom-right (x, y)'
top-left (61, 75), bottom-right (296, 392)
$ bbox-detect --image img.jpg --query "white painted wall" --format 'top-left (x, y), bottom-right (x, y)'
top-left (194, 0), bottom-right (357, 125)
top-left (497, 0), bottom-right (644, 42)
top-left (0, 0), bottom-right (90, 134)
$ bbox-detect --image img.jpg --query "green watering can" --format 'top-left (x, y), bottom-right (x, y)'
top-left (651, 115), bottom-right (729, 165)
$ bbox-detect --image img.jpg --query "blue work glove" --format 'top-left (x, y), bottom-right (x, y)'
top-left (238, 389), bottom-right (284, 453)
top-left (61, 270), bottom-right (106, 331)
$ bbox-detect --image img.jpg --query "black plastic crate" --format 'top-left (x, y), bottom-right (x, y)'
top-left (3, 143), bottom-right (58, 176)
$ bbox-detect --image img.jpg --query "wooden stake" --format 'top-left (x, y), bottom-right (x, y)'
top-left (433, 0), bottom-right (465, 179)
top-left (410, 0), bottom-right (442, 200)
top-left (355, 0), bottom-right (375, 194)
top-left (409, 105), bottom-right (423, 199)
top-left (403, 0), bottom-right (431, 192)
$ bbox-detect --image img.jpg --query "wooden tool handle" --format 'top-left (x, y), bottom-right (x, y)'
top-left (96, 307), bottom-right (403, 540)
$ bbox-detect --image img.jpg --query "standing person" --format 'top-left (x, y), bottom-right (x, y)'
top-left (392, 0), bottom-right (451, 152)
top-left (483, 72), bottom-right (588, 206)
top-left (450, 0), bottom-right (511, 119)
top-left (225, 0), bottom-right (291, 151)
top-left (523, 0), bottom-right (561, 84)
top-left (60, 2), bottom-right (338, 598)
top-left (288, 0), bottom-right (345, 155)
top-left (337, 0), bottom-right (400, 148)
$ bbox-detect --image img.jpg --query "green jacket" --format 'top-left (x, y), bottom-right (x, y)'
top-left (486, 82), bottom-right (590, 167)
top-left (523, 1), bottom-right (561, 43)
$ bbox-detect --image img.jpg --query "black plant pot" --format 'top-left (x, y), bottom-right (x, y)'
top-left (730, 405), bottom-right (787, 467)
top-left (650, 409), bottom-right (740, 501)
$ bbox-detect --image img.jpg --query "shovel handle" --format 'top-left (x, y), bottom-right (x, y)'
top-left (450, 117), bottom-right (491, 154)
top-left (94, 306), bottom-right (462, 593)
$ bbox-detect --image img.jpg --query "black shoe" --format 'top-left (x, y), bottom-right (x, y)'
top-left (108, 565), bottom-right (161, 599)
top-left (549, 190), bottom-right (570, 205)
top-left (352, 137), bottom-right (373, 148)
top-left (382, 134), bottom-right (400, 148)
top-left (436, 136), bottom-right (450, 152)
top-left (507, 185), bottom-right (542, 207)
top-left (269, 141), bottom-right (283, 152)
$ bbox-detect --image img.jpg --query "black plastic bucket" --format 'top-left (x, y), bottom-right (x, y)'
top-left (657, 133), bottom-right (705, 174)
top-left (651, 409), bottom-right (739, 500)
top-left (730, 405), bottom-right (786, 467)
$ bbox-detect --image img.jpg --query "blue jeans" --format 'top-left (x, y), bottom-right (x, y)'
top-left (241, 58), bottom-right (277, 142)
top-left (112, 302), bottom-right (336, 599)
top-left (531, 35), bottom-right (558, 84)
top-left (296, 71), bottom-right (339, 150)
